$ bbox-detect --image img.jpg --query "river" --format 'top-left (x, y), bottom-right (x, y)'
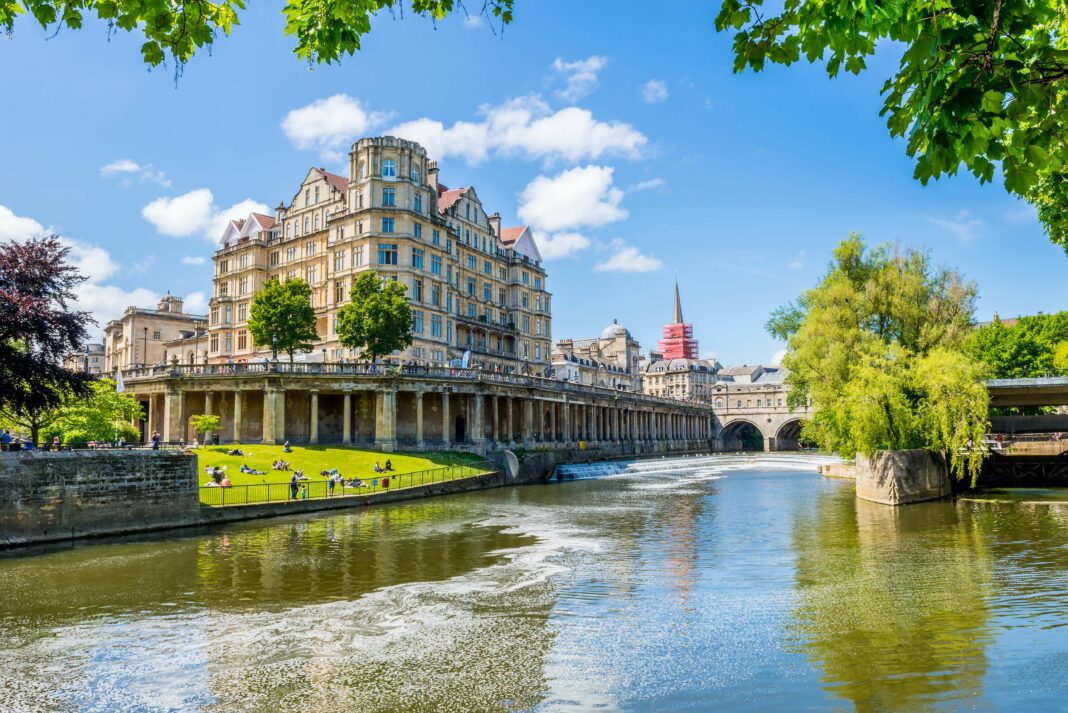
top-left (3, 453), bottom-right (1068, 712)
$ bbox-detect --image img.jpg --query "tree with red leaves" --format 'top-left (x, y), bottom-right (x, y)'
top-left (0, 236), bottom-right (94, 443)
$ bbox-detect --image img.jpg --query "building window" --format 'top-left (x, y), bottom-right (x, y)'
top-left (467, 278), bottom-right (475, 296)
top-left (224, 305), bottom-right (232, 324)
top-left (237, 331), bottom-right (247, 350)
top-left (431, 283), bottom-right (440, 306)
top-left (314, 214), bottom-right (319, 231)
top-left (239, 254), bottom-right (249, 269)
top-left (382, 159), bottom-right (396, 178)
top-left (412, 279), bottom-right (423, 302)
top-left (335, 280), bottom-right (345, 304)
top-left (414, 222), bottom-right (422, 239)
top-left (210, 334), bottom-right (218, 352)
top-left (334, 250), bottom-right (345, 271)
top-left (414, 194), bottom-right (422, 213)
top-left (270, 251), bottom-right (279, 266)
top-left (522, 272), bottom-right (529, 285)
top-left (239, 277), bottom-right (249, 295)
top-left (286, 246), bottom-right (297, 261)
top-left (412, 248), bottom-right (424, 269)
top-left (238, 303), bottom-right (247, 321)
top-left (314, 186), bottom-right (320, 204)
top-left (432, 229), bottom-right (440, 246)
top-left (353, 246), bottom-right (364, 266)
top-left (152, 329), bottom-right (161, 340)
top-left (382, 187), bottom-right (395, 207)
top-left (304, 188), bottom-right (310, 206)
top-left (306, 241), bottom-right (317, 256)
top-left (210, 307), bottom-right (219, 324)
top-left (483, 260), bottom-right (491, 274)
top-left (483, 283), bottom-right (491, 301)
top-left (467, 255), bottom-right (476, 269)
top-left (412, 310), bottom-right (424, 334)
top-left (304, 217), bottom-right (309, 234)
top-left (410, 164), bottom-right (420, 182)
top-left (430, 255), bottom-right (442, 275)
top-left (306, 267), bottom-right (317, 284)
top-left (378, 243), bottom-right (398, 265)
top-left (382, 217), bottom-right (394, 233)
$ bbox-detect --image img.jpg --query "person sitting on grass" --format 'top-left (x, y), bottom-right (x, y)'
top-left (294, 469), bottom-right (309, 480)
top-left (272, 459), bottom-right (290, 471)
top-left (374, 462), bottom-right (383, 473)
top-left (240, 464), bottom-right (267, 475)
top-left (220, 474), bottom-right (232, 488)
top-left (384, 459), bottom-right (393, 472)
top-left (283, 440), bottom-right (292, 453)
top-left (227, 448), bottom-right (245, 456)
top-left (345, 477), bottom-right (367, 489)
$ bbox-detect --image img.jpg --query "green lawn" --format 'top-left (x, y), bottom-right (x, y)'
top-left (195, 444), bottom-right (490, 506)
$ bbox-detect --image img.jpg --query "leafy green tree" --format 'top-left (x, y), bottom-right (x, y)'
top-left (966, 311), bottom-right (1068, 378)
top-left (715, 0), bottom-right (1068, 252)
top-left (247, 278), bottom-right (320, 363)
top-left (769, 234), bottom-right (989, 482)
top-left (1053, 341), bottom-right (1068, 375)
top-left (336, 271), bottom-right (413, 363)
top-left (189, 414), bottom-right (221, 442)
top-left (1, 0), bottom-right (514, 68)
top-left (41, 379), bottom-right (143, 444)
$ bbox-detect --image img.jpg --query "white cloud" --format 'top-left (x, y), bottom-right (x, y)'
top-left (142, 189), bottom-right (269, 242)
top-left (552, 55), bottom-right (609, 101)
top-left (387, 94), bottom-right (647, 165)
top-left (463, 14), bottom-right (483, 28)
top-left (927, 210), bottom-right (983, 242)
top-left (771, 349), bottom-right (787, 366)
top-left (533, 231), bottom-right (592, 260)
top-left (788, 250), bottom-right (806, 270)
top-left (0, 203), bottom-right (162, 331)
top-left (100, 159), bottom-right (171, 187)
top-left (181, 256), bottom-right (207, 266)
top-left (593, 239), bottom-right (663, 273)
top-left (641, 79), bottom-right (669, 104)
top-left (183, 290), bottom-right (209, 315)
top-left (282, 94), bottom-right (389, 161)
top-left (518, 165), bottom-right (627, 233)
top-left (629, 177), bottom-right (665, 192)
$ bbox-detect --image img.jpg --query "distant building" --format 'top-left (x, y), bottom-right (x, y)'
top-left (552, 319), bottom-right (642, 390)
top-left (63, 343), bottom-right (105, 375)
top-left (103, 294), bottom-right (207, 372)
top-left (642, 283), bottom-right (719, 403)
top-left (658, 280), bottom-right (699, 359)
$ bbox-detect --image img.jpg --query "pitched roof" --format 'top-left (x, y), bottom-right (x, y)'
top-left (437, 187), bottom-right (468, 213)
top-left (321, 171), bottom-right (347, 193)
top-left (500, 226), bottom-right (528, 244)
top-left (249, 213), bottom-right (276, 230)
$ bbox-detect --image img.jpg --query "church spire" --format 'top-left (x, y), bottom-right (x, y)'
top-left (672, 278), bottom-right (684, 324)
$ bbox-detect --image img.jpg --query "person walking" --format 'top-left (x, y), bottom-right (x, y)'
top-left (290, 472), bottom-right (299, 500)
top-left (151, 430), bottom-right (161, 450)
top-left (0, 429), bottom-right (11, 452)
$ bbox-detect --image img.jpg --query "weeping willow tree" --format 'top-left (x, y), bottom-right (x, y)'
top-left (769, 235), bottom-right (990, 483)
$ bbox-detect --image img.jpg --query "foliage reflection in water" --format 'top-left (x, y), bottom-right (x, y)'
top-left (2, 453), bottom-right (1068, 712)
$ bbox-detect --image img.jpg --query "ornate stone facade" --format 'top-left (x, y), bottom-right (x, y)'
top-left (103, 295), bottom-right (207, 372)
top-left (551, 320), bottom-right (642, 390)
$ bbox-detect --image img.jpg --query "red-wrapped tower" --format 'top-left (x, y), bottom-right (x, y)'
top-left (657, 280), bottom-right (699, 359)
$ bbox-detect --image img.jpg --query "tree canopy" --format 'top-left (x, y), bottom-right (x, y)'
top-left (247, 277), bottom-right (320, 363)
top-left (769, 234), bottom-right (989, 482)
top-left (1, 0), bottom-right (513, 67)
top-left (965, 311), bottom-right (1068, 378)
top-left (336, 271), bottom-right (413, 363)
top-left (715, 0), bottom-right (1068, 253)
top-left (0, 236), bottom-right (94, 440)
top-left (41, 378), bottom-right (143, 444)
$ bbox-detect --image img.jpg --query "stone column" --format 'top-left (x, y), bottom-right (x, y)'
top-left (442, 392), bottom-right (452, 446)
top-left (562, 398), bottom-right (570, 444)
top-left (472, 393), bottom-right (485, 445)
top-left (375, 389), bottom-right (397, 449)
top-left (275, 388), bottom-right (287, 444)
top-left (309, 390), bottom-right (319, 444)
top-left (491, 395), bottom-right (499, 444)
top-left (145, 394), bottom-right (155, 443)
top-left (506, 397), bottom-right (514, 444)
top-left (342, 392), bottom-right (352, 444)
top-left (415, 391), bottom-right (425, 447)
top-left (163, 389), bottom-right (182, 443)
top-left (233, 391), bottom-right (243, 443)
top-left (523, 399), bottom-right (534, 444)
top-left (262, 389), bottom-right (275, 444)
top-left (549, 401), bottom-right (557, 444)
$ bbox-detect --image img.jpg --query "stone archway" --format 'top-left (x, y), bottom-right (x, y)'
top-left (720, 420), bottom-right (765, 451)
top-left (775, 418), bottom-right (806, 451)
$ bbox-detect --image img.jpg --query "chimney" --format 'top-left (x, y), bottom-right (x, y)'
top-left (275, 201), bottom-right (286, 223)
top-left (489, 212), bottom-right (502, 237)
top-left (428, 160), bottom-right (439, 191)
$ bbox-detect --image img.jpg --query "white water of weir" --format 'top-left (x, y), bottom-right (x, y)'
top-left (554, 452), bottom-right (841, 483)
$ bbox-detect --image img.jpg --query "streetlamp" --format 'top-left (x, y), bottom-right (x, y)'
top-left (271, 333), bottom-right (278, 361)
top-left (143, 326), bottom-right (148, 366)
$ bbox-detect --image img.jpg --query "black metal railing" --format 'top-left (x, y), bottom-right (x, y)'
top-left (199, 461), bottom-right (495, 507)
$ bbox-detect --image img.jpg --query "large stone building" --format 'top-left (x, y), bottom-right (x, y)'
top-left (642, 282), bottom-right (720, 403)
top-left (206, 136), bottom-right (552, 373)
top-left (551, 320), bottom-right (643, 390)
top-left (103, 295), bottom-right (207, 372)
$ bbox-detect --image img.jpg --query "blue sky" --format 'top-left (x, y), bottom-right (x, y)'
top-left (1, 0), bottom-right (1064, 365)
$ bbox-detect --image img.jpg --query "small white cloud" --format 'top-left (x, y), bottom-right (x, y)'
top-left (387, 94), bottom-right (646, 166)
top-left (282, 94), bottom-right (389, 161)
top-left (788, 251), bottom-right (806, 270)
top-left (100, 159), bottom-right (171, 187)
top-left (463, 14), bottom-right (483, 28)
top-left (533, 231), bottom-right (592, 260)
top-left (552, 55), bottom-right (609, 101)
top-left (593, 239), bottom-right (663, 273)
top-left (180, 256), bottom-right (207, 266)
top-left (183, 290), bottom-right (209, 315)
top-left (0, 204), bottom-right (46, 242)
top-left (927, 210), bottom-right (984, 242)
top-left (518, 165), bottom-right (627, 233)
top-left (629, 177), bottom-right (665, 192)
top-left (641, 79), bottom-right (669, 104)
top-left (771, 349), bottom-right (787, 366)
top-left (142, 189), bottom-right (269, 242)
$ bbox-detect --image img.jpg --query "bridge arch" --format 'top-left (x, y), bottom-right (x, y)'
top-left (774, 418), bottom-right (806, 451)
top-left (719, 419), bottom-right (766, 452)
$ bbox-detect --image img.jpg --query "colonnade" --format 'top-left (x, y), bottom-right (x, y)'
top-left (146, 384), bottom-right (713, 453)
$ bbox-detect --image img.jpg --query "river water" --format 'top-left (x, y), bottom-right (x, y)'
top-left (3, 453), bottom-right (1068, 712)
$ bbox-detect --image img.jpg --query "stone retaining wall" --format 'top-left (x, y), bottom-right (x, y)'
top-left (855, 449), bottom-right (951, 505)
top-left (0, 451), bottom-right (200, 547)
